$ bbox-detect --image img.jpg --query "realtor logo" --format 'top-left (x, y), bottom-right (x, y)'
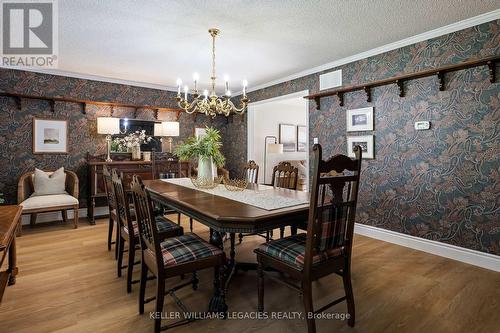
top-left (1, 0), bottom-right (58, 67)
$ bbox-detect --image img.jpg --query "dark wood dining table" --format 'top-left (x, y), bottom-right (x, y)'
top-left (143, 179), bottom-right (310, 312)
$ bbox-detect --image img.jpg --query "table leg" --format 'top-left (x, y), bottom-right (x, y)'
top-left (7, 236), bottom-right (18, 286)
top-left (208, 229), bottom-right (228, 313)
top-left (88, 197), bottom-right (96, 225)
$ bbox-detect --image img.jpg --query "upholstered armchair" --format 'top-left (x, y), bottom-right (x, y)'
top-left (17, 170), bottom-right (79, 233)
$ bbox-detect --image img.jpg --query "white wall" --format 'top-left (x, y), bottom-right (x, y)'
top-left (247, 91), bottom-right (309, 184)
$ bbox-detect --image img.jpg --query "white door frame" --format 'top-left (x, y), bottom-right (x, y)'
top-left (247, 90), bottom-right (310, 186)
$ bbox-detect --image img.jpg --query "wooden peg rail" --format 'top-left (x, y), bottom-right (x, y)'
top-left (0, 91), bottom-right (183, 121)
top-left (304, 55), bottom-right (499, 110)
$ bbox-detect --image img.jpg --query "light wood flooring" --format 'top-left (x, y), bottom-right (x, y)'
top-left (1, 216), bottom-right (499, 333)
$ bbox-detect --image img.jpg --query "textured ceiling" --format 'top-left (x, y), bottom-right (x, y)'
top-left (49, 1), bottom-right (500, 91)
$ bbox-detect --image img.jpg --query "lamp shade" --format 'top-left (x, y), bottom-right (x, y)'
top-left (267, 143), bottom-right (283, 154)
top-left (162, 121), bottom-right (180, 137)
top-left (97, 117), bottom-right (120, 135)
top-left (154, 123), bottom-right (164, 136)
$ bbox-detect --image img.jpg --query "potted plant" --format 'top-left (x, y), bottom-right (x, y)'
top-left (175, 127), bottom-right (225, 180)
top-left (0, 193), bottom-right (5, 205)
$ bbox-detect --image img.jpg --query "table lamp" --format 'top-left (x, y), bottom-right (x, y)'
top-left (263, 136), bottom-right (283, 183)
top-left (162, 121), bottom-right (180, 153)
top-left (97, 117), bottom-right (120, 162)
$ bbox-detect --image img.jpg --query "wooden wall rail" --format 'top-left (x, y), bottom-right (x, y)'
top-left (0, 91), bottom-right (182, 120)
top-left (304, 56), bottom-right (499, 109)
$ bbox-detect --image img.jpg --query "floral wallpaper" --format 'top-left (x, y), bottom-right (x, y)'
top-left (237, 20), bottom-right (500, 255)
top-left (0, 70), bottom-right (225, 207)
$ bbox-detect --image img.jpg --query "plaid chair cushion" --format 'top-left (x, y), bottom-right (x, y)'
top-left (257, 233), bottom-right (343, 268)
top-left (158, 233), bottom-right (223, 267)
top-left (124, 216), bottom-right (181, 237)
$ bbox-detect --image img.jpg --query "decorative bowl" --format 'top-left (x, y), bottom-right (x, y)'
top-left (190, 176), bottom-right (222, 189)
top-left (223, 178), bottom-right (248, 191)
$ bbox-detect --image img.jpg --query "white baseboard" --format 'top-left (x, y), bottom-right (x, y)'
top-left (21, 206), bottom-right (109, 225)
top-left (354, 223), bottom-right (500, 272)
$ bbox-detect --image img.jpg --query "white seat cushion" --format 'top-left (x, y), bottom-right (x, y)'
top-left (20, 194), bottom-right (79, 210)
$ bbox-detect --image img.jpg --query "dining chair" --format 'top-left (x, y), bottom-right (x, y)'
top-left (255, 144), bottom-right (362, 333)
top-left (243, 160), bottom-right (259, 184)
top-left (272, 161), bottom-right (299, 239)
top-left (130, 175), bottom-right (226, 332)
top-left (112, 169), bottom-right (183, 293)
top-left (102, 166), bottom-right (118, 257)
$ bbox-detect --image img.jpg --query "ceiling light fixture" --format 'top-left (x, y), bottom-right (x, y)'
top-left (176, 28), bottom-right (249, 118)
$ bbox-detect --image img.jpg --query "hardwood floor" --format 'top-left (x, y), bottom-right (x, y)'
top-left (1, 216), bottom-right (499, 333)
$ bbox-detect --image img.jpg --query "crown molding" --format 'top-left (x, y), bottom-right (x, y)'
top-left (245, 9), bottom-right (500, 94)
top-left (0, 66), bottom-right (178, 92)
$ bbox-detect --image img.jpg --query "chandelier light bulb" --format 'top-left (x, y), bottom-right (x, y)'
top-left (242, 80), bottom-right (248, 87)
top-left (224, 74), bottom-right (229, 82)
top-left (226, 90), bottom-right (231, 97)
top-left (204, 89), bottom-right (209, 98)
top-left (193, 72), bottom-right (199, 81)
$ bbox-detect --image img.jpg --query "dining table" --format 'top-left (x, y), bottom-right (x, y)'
top-left (143, 178), bottom-right (310, 312)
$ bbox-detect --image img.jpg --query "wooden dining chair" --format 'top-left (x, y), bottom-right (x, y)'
top-left (102, 166), bottom-right (118, 257)
top-left (243, 160), bottom-right (259, 184)
top-left (112, 170), bottom-right (183, 293)
top-left (255, 144), bottom-right (362, 333)
top-left (130, 175), bottom-right (227, 332)
top-left (272, 161), bottom-right (299, 239)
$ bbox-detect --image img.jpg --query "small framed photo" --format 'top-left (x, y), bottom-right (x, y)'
top-left (33, 118), bottom-right (68, 154)
top-left (347, 135), bottom-right (374, 159)
top-left (194, 127), bottom-right (207, 139)
top-left (346, 107), bottom-right (374, 132)
top-left (297, 125), bottom-right (307, 152)
top-left (279, 124), bottom-right (296, 152)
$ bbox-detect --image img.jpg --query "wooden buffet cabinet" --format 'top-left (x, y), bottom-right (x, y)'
top-left (86, 153), bottom-right (189, 223)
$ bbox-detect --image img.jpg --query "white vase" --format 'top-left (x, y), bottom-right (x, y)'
top-left (197, 156), bottom-right (214, 181)
top-left (131, 145), bottom-right (141, 160)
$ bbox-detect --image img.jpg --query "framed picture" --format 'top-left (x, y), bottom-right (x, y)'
top-left (297, 125), bottom-right (307, 152)
top-left (279, 124), bottom-right (296, 152)
top-left (32, 118), bottom-right (68, 154)
top-left (347, 135), bottom-right (374, 159)
top-left (194, 127), bottom-right (207, 138)
top-left (346, 107), bottom-right (374, 132)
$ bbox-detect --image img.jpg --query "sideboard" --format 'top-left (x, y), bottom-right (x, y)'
top-left (87, 153), bottom-right (189, 223)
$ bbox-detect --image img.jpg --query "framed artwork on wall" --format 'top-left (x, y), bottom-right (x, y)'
top-left (346, 107), bottom-right (374, 132)
top-left (297, 125), bottom-right (307, 152)
top-left (347, 135), bottom-right (374, 159)
top-left (279, 124), bottom-right (296, 152)
top-left (32, 118), bottom-right (68, 154)
top-left (194, 127), bottom-right (207, 138)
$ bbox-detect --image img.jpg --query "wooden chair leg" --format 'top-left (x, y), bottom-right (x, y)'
top-left (177, 213), bottom-right (181, 225)
top-left (73, 206), bottom-right (78, 229)
top-left (115, 223), bottom-right (120, 260)
top-left (139, 255), bottom-right (148, 314)
top-left (61, 210), bottom-right (68, 223)
top-left (154, 278), bottom-right (165, 333)
top-left (302, 281), bottom-right (316, 333)
top-left (117, 234), bottom-right (124, 277)
top-left (189, 218), bottom-right (193, 232)
top-left (238, 233), bottom-right (243, 244)
top-left (192, 271), bottom-right (199, 290)
top-left (343, 266), bottom-right (356, 327)
top-left (257, 260), bottom-right (264, 312)
top-left (126, 238), bottom-right (136, 293)
top-left (107, 216), bottom-right (114, 251)
top-left (30, 213), bottom-right (37, 226)
top-left (280, 227), bottom-right (285, 238)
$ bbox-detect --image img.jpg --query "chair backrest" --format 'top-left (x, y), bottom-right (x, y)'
top-left (243, 160), bottom-right (259, 184)
top-left (17, 169), bottom-right (79, 203)
top-left (130, 175), bottom-right (163, 269)
top-left (304, 144), bottom-right (362, 271)
top-left (102, 166), bottom-right (116, 210)
top-left (111, 169), bottom-right (134, 233)
top-left (271, 161), bottom-right (298, 190)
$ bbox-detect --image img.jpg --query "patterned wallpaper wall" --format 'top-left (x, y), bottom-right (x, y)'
top-left (0, 70), bottom-right (225, 206)
top-left (236, 20), bottom-right (500, 255)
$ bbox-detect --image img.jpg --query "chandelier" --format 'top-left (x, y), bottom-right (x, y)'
top-left (176, 28), bottom-right (249, 118)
